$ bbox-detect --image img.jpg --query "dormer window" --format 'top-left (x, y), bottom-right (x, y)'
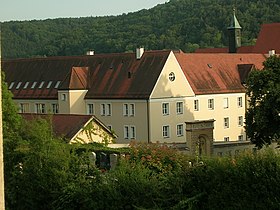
top-left (31, 82), bottom-right (37, 89)
top-left (54, 81), bottom-right (61, 89)
top-left (46, 81), bottom-right (53, 89)
top-left (8, 82), bottom-right (15, 89)
top-left (38, 81), bottom-right (45, 89)
top-left (16, 82), bottom-right (22, 89)
top-left (23, 82), bottom-right (29, 89)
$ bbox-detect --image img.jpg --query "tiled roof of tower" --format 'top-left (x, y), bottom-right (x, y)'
top-left (3, 50), bottom-right (171, 99)
top-left (174, 52), bottom-right (266, 95)
top-left (253, 23), bottom-right (280, 54)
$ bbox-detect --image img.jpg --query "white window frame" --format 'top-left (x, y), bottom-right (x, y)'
top-left (19, 103), bottom-right (29, 113)
top-left (176, 124), bottom-right (184, 137)
top-left (238, 135), bottom-right (244, 141)
top-left (23, 82), bottom-right (29, 89)
top-left (194, 99), bottom-right (199, 111)
top-left (52, 103), bottom-right (59, 114)
top-left (130, 126), bottom-right (136, 139)
top-left (223, 98), bottom-right (229, 109)
top-left (87, 103), bottom-right (94, 115)
top-left (238, 116), bottom-right (243, 127)
top-left (237, 97), bottom-right (243, 107)
top-left (61, 93), bottom-right (67, 101)
top-left (54, 81), bottom-right (61, 89)
top-left (124, 125), bottom-right (129, 139)
top-left (101, 103), bottom-right (112, 116)
top-left (224, 117), bottom-right (229, 128)
top-left (129, 104), bottom-right (135, 116)
top-left (208, 99), bottom-right (214, 110)
top-left (162, 125), bottom-right (170, 138)
top-left (8, 82), bottom-right (15, 89)
top-left (38, 81), bottom-right (45, 89)
top-left (16, 82), bottom-right (22, 89)
top-left (162, 103), bottom-right (169, 115)
top-left (46, 81), bottom-right (53, 89)
top-left (35, 103), bottom-right (46, 114)
top-left (176, 102), bottom-right (183, 114)
top-left (224, 137), bottom-right (229, 142)
top-left (31, 82), bottom-right (37, 89)
top-left (123, 104), bottom-right (129, 116)
top-left (107, 104), bottom-right (112, 116)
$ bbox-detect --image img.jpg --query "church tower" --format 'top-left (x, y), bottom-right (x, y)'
top-left (227, 9), bottom-right (242, 53)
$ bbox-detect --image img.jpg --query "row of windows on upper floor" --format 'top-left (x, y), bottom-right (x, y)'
top-left (223, 116), bottom-right (244, 128)
top-left (8, 81), bottom-right (61, 90)
top-left (193, 97), bottom-right (243, 111)
top-left (19, 103), bottom-right (59, 114)
top-left (122, 123), bottom-right (185, 140)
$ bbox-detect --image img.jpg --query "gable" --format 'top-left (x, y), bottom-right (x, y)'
top-left (150, 51), bottom-right (195, 99)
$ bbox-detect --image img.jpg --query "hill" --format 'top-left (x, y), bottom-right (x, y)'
top-left (1, 0), bottom-right (280, 59)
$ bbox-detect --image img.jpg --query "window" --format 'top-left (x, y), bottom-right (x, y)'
top-left (238, 97), bottom-right (243, 107)
top-left (31, 82), bottom-right (37, 89)
top-left (223, 98), bottom-right (229, 109)
top-left (162, 125), bottom-right (170, 138)
top-left (224, 117), bottom-right (229, 128)
top-left (194, 100), bottom-right (199, 111)
top-left (52, 103), bottom-right (59, 114)
top-left (87, 104), bottom-right (94, 115)
top-left (238, 135), bottom-right (244, 141)
top-left (124, 125), bottom-right (136, 139)
top-left (16, 82), bottom-right (22, 89)
top-left (101, 103), bottom-right (112, 116)
top-left (123, 104), bottom-right (129, 116)
top-left (61, 93), bottom-right (67, 101)
top-left (224, 137), bottom-right (229, 142)
top-left (23, 82), bottom-right (29, 89)
top-left (130, 104), bottom-right (135, 116)
top-left (19, 103), bottom-right (29, 113)
top-left (238, 116), bottom-right (243, 126)
top-left (46, 81), bottom-right (53, 89)
top-left (8, 82), bottom-right (15, 89)
top-left (54, 81), bottom-right (61, 89)
top-left (35, 103), bottom-right (46, 114)
top-left (124, 126), bottom-right (129, 139)
top-left (208, 99), bottom-right (214, 110)
top-left (169, 72), bottom-right (175, 81)
top-left (176, 124), bottom-right (184, 137)
top-left (176, 102), bottom-right (183, 114)
top-left (123, 103), bottom-right (135, 116)
top-left (162, 103), bottom-right (169, 115)
top-left (38, 81), bottom-right (45, 89)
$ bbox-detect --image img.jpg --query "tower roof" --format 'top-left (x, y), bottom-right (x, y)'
top-left (228, 9), bottom-right (242, 29)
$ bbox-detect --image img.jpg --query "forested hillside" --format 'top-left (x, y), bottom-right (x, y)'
top-left (1, 0), bottom-right (280, 59)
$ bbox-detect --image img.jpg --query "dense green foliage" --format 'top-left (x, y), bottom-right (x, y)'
top-left (1, 0), bottom-right (280, 59)
top-left (245, 56), bottom-right (280, 148)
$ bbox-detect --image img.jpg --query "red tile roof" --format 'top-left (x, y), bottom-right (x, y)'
top-left (253, 23), bottom-right (280, 54)
top-left (3, 50), bottom-right (171, 99)
top-left (20, 113), bottom-right (116, 140)
top-left (174, 52), bottom-right (266, 95)
top-left (195, 23), bottom-right (280, 54)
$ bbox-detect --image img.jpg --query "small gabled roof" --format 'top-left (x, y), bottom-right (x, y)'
top-left (174, 52), bottom-right (266, 95)
top-left (3, 50), bottom-right (171, 99)
top-left (60, 67), bottom-right (89, 90)
top-left (21, 113), bottom-right (117, 141)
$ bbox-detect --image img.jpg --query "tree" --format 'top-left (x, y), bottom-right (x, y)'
top-left (245, 55), bottom-right (280, 148)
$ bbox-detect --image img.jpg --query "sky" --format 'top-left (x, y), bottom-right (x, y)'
top-left (0, 0), bottom-right (169, 22)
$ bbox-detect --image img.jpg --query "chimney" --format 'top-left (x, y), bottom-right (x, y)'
top-left (136, 47), bottom-right (144, 59)
top-left (86, 50), bottom-right (95, 56)
top-left (269, 50), bottom-right (275, 57)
